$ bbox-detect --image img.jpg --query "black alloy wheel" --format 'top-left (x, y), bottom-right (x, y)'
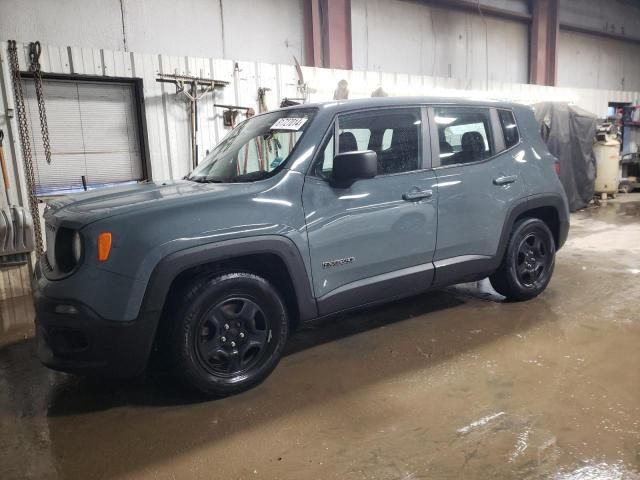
top-left (195, 297), bottom-right (271, 378)
top-left (169, 272), bottom-right (288, 397)
top-left (515, 232), bottom-right (550, 288)
top-left (490, 218), bottom-right (556, 301)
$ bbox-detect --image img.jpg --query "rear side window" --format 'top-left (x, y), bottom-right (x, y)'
top-left (498, 109), bottom-right (520, 149)
top-left (435, 108), bottom-right (494, 166)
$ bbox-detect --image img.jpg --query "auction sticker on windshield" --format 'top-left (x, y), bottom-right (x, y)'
top-left (271, 117), bottom-right (308, 131)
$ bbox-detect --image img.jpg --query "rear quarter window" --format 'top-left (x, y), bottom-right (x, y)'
top-left (435, 107), bottom-right (494, 166)
top-left (498, 109), bottom-right (520, 149)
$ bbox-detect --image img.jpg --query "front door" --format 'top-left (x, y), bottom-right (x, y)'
top-left (302, 107), bottom-right (438, 315)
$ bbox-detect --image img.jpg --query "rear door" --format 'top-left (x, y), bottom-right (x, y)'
top-left (302, 107), bottom-right (438, 315)
top-left (431, 106), bottom-right (525, 285)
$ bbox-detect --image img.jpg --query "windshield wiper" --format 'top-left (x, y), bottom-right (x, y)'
top-left (234, 171), bottom-right (270, 182)
top-left (187, 176), bottom-right (225, 184)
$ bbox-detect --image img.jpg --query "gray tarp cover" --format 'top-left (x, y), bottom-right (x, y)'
top-left (533, 102), bottom-right (597, 211)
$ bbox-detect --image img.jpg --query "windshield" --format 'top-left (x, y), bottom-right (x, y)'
top-left (187, 109), bottom-right (316, 183)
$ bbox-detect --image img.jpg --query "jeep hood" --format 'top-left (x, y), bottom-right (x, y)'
top-left (45, 180), bottom-right (243, 225)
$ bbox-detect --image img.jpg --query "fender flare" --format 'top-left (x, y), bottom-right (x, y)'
top-left (139, 235), bottom-right (318, 321)
top-left (494, 193), bottom-right (570, 267)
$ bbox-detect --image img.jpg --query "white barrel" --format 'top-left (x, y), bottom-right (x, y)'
top-left (594, 139), bottom-right (620, 194)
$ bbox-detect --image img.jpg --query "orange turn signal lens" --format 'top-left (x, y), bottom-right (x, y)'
top-left (97, 232), bottom-right (112, 262)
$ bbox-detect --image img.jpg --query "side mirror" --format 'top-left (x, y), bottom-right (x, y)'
top-left (331, 150), bottom-right (377, 187)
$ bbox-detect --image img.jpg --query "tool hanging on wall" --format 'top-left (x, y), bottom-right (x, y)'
top-left (280, 56), bottom-right (309, 108)
top-left (157, 73), bottom-right (229, 169)
top-left (333, 79), bottom-right (349, 100)
top-left (0, 131), bottom-right (11, 204)
top-left (257, 87), bottom-right (271, 114)
top-left (212, 104), bottom-right (254, 128)
top-left (7, 40), bottom-right (42, 257)
top-left (371, 86), bottom-right (389, 97)
top-left (0, 129), bottom-right (35, 267)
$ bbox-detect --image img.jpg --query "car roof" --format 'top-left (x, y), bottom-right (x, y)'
top-left (279, 96), bottom-right (520, 113)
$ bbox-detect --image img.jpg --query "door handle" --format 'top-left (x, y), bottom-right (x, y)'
top-left (493, 175), bottom-right (518, 186)
top-left (402, 189), bottom-right (433, 201)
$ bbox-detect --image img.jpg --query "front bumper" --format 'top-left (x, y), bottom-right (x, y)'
top-left (32, 262), bottom-right (158, 377)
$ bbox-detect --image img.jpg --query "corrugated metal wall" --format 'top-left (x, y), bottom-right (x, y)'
top-left (558, 30), bottom-right (640, 91)
top-left (351, 0), bottom-right (530, 83)
top-left (0, 40), bottom-right (639, 333)
top-left (2, 40), bottom-right (638, 202)
top-left (0, 0), bottom-right (308, 66)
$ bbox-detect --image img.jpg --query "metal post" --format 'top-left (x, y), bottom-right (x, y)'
top-left (191, 81), bottom-right (198, 168)
top-left (530, 0), bottom-right (559, 86)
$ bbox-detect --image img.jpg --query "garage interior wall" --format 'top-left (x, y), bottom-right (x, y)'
top-left (0, 0), bottom-right (307, 65)
top-left (557, 0), bottom-right (640, 91)
top-left (350, 0), bottom-right (530, 83)
top-left (1, 0), bottom-right (639, 90)
top-left (557, 31), bottom-right (640, 91)
top-left (1, 39), bottom-right (638, 208)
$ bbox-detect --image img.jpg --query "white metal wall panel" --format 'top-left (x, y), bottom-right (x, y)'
top-left (350, 0), bottom-right (529, 84)
top-left (558, 30), bottom-right (640, 92)
top-left (0, 39), bottom-right (638, 205)
top-left (24, 79), bottom-right (142, 195)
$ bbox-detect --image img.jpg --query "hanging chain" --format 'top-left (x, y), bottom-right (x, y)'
top-left (7, 40), bottom-right (44, 255)
top-left (29, 41), bottom-right (52, 164)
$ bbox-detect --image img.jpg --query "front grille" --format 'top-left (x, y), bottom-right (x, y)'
top-left (41, 221), bottom-right (80, 279)
top-left (42, 254), bottom-right (54, 272)
top-left (45, 222), bottom-right (56, 269)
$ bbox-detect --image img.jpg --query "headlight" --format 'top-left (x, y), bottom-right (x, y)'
top-left (72, 231), bottom-right (82, 263)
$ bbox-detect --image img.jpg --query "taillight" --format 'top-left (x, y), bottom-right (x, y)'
top-left (554, 160), bottom-right (560, 176)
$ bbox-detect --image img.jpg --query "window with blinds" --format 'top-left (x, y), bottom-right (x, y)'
top-left (24, 79), bottom-right (144, 196)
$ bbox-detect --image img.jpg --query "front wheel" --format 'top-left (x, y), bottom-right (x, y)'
top-left (490, 218), bottom-right (556, 301)
top-left (169, 272), bottom-right (289, 397)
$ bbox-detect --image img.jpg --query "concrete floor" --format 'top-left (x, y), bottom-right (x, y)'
top-left (1, 195), bottom-right (639, 480)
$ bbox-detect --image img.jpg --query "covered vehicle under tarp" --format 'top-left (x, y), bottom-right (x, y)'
top-left (533, 102), bottom-right (597, 211)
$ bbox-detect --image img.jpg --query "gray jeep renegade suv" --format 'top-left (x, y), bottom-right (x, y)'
top-left (33, 97), bottom-right (569, 396)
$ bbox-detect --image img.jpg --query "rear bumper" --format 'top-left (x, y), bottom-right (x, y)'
top-left (558, 217), bottom-right (569, 250)
top-left (32, 263), bottom-right (158, 377)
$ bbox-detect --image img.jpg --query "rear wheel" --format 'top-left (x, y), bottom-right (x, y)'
top-left (490, 218), bottom-right (556, 301)
top-left (169, 272), bottom-right (288, 397)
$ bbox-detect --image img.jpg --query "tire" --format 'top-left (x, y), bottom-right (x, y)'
top-left (490, 218), bottom-right (556, 301)
top-left (169, 272), bottom-right (289, 397)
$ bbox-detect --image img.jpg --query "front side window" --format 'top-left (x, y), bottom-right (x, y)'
top-left (498, 109), bottom-right (520, 149)
top-left (319, 108), bottom-right (422, 176)
top-left (435, 108), bottom-right (494, 166)
top-left (187, 109), bottom-right (315, 183)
